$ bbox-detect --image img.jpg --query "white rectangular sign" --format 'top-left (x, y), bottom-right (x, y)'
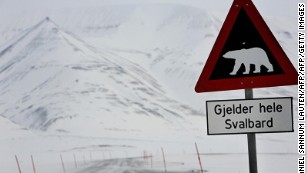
top-left (206, 97), bottom-right (293, 135)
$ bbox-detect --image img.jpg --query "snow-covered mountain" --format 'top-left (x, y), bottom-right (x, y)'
top-left (0, 0), bottom-right (299, 143)
top-left (0, 17), bottom-right (202, 136)
top-left (0, 0), bottom-right (299, 142)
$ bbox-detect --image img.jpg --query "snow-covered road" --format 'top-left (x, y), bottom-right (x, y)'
top-left (68, 157), bottom-right (201, 173)
top-left (67, 153), bottom-right (298, 173)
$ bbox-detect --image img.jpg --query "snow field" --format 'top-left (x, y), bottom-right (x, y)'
top-left (0, 128), bottom-right (299, 173)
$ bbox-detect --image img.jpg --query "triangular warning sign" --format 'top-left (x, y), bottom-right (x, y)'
top-left (195, 0), bottom-right (297, 92)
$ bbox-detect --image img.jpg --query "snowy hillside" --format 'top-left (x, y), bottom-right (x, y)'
top-left (0, 17), bottom-right (203, 137)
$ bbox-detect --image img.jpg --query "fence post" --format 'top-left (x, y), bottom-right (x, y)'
top-left (150, 153), bottom-right (153, 168)
top-left (90, 151), bottom-right (93, 162)
top-left (73, 154), bottom-right (78, 168)
top-left (108, 151), bottom-right (112, 159)
top-left (15, 155), bottom-right (22, 173)
top-left (60, 154), bottom-right (66, 173)
top-left (102, 151), bottom-right (105, 160)
top-left (195, 143), bottom-right (204, 173)
top-left (31, 155), bottom-right (36, 173)
top-left (83, 155), bottom-right (86, 165)
top-left (161, 148), bottom-right (167, 173)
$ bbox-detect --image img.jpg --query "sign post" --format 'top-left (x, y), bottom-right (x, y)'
top-left (205, 91), bottom-right (294, 172)
top-left (247, 133), bottom-right (257, 173)
top-left (194, 0), bottom-right (298, 172)
top-left (245, 89), bottom-right (257, 173)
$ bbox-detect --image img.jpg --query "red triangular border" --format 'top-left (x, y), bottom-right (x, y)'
top-left (195, 0), bottom-right (297, 93)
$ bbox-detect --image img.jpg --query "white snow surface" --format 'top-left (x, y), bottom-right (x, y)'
top-left (0, 0), bottom-right (304, 172)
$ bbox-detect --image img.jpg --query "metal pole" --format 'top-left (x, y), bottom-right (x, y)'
top-left (161, 147), bottom-right (167, 173)
top-left (245, 89), bottom-right (258, 173)
top-left (195, 143), bottom-right (204, 173)
top-left (73, 153), bottom-right (77, 169)
top-left (31, 155), bottom-right (36, 173)
top-left (15, 155), bottom-right (22, 173)
top-left (60, 154), bottom-right (66, 173)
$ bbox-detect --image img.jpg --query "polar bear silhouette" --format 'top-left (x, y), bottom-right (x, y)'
top-left (223, 47), bottom-right (274, 75)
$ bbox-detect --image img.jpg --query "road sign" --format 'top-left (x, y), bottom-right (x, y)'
top-left (206, 97), bottom-right (293, 135)
top-left (195, 0), bottom-right (298, 92)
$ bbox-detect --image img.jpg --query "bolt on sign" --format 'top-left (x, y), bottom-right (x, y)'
top-left (206, 97), bottom-right (293, 135)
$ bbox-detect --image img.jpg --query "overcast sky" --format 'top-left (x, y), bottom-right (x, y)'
top-left (0, 0), bottom-right (305, 34)
top-left (0, 0), bottom-right (305, 19)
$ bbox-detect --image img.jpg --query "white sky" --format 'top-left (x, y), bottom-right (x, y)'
top-left (0, 0), bottom-right (305, 20)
